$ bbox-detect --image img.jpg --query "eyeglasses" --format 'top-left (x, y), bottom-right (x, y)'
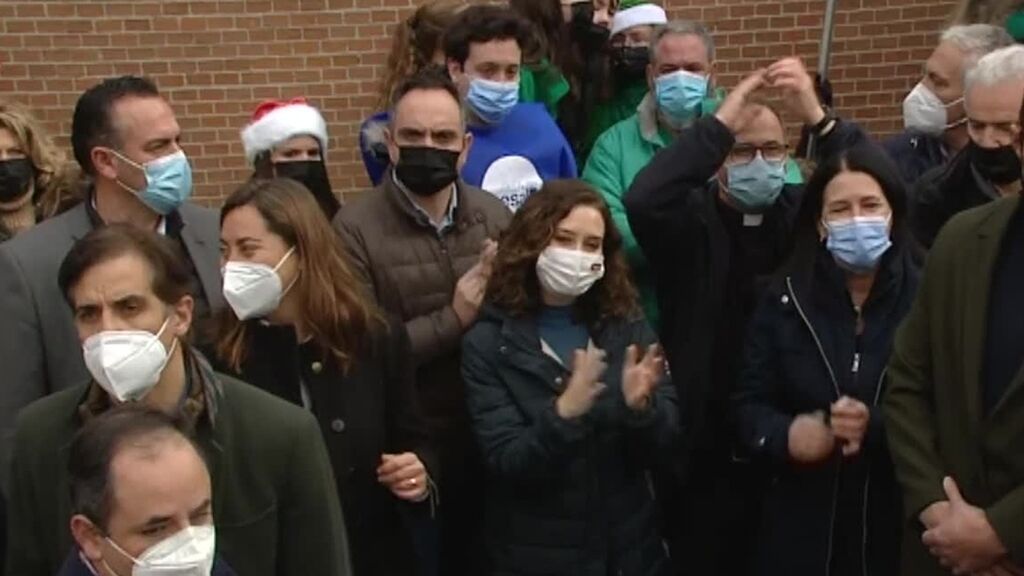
top-left (727, 143), bottom-right (788, 165)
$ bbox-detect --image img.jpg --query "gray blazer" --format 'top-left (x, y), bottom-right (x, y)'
top-left (0, 202), bottom-right (223, 491)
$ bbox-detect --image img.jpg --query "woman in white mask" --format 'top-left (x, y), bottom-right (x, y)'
top-left (461, 179), bottom-right (679, 576)
top-left (217, 178), bottom-right (436, 576)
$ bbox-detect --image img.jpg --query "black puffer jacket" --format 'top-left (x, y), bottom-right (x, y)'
top-left (462, 306), bottom-right (680, 576)
top-left (733, 245), bottom-right (919, 576)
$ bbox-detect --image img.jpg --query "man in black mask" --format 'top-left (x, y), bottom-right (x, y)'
top-left (334, 67), bottom-right (511, 576)
top-left (911, 45), bottom-right (1024, 248)
top-left (241, 97), bottom-right (341, 219)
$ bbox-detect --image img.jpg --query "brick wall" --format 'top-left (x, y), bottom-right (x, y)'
top-left (0, 0), bottom-right (957, 206)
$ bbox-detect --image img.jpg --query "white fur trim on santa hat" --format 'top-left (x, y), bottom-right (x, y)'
top-left (610, 4), bottom-right (667, 37)
top-left (240, 103), bottom-right (328, 163)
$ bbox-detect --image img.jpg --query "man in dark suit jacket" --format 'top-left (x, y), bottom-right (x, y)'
top-left (6, 224), bottom-right (350, 576)
top-left (886, 195), bottom-right (1024, 575)
top-left (0, 76), bottom-right (223, 492)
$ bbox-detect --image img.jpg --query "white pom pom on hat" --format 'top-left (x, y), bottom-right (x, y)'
top-left (240, 97), bottom-right (328, 163)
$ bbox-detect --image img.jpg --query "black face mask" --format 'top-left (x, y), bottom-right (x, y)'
top-left (0, 158), bottom-right (34, 203)
top-left (972, 142), bottom-right (1023, 186)
top-left (272, 159), bottom-right (341, 220)
top-left (611, 46), bottom-right (650, 81)
top-left (395, 146), bottom-right (460, 197)
top-left (570, 3), bottom-right (610, 53)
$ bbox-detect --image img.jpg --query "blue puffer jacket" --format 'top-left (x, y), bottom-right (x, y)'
top-left (462, 306), bottom-right (680, 576)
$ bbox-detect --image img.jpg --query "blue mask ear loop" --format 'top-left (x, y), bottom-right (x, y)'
top-left (107, 148), bottom-right (148, 196)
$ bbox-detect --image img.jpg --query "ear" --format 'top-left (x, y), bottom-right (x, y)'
top-left (446, 59), bottom-right (463, 83)
top-left (92, 147), bottom-right (119, 181)
top-left (71, 514), bottom-right (106, 563)
top-left (171, 295), bottom-right (194, 338)
top-left (384, 126), bottom-right (400, 166)
top-left (457, 132), bottom-right (474, 171)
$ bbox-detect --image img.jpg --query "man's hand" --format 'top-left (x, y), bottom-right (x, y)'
top-left (830, 396), bottom-right (870, 457)
top-left (787, 412), bottom-right (835, 464)
top-left (919, 500), bottom-right (952, 530)
top-left (766, 57), bottom-right (825, 127)
top-left (452, 239), bottom-right (499, 328)
top-left (922, 477), bottom-right (1008, 574)
top-left (452, 263), bottom-right (486, 328)
top-left (714, 69), bottom-right (767, 134)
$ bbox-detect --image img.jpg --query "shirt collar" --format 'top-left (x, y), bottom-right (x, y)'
top-left (87, 188), bottom-right (177, 236)
top-left (77, 346), bottom-right (218, 429)
top-left (391, 170), bottom-right (459, 233)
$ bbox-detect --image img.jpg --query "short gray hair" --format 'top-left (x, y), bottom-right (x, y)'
top-left (964, 45), bottom-right (1024, 97)
top-left (649, 20), bottom-right (715, 64)
top-left (940, 24), bottom-right (1014, 68)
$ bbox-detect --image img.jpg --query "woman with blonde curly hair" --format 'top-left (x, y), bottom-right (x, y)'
top-left (360, 0), bottom-right (463, 186)
top-left (0, 101), bottom-right (80, 241)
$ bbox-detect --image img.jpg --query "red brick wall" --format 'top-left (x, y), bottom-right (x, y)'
top-left (0, 0), bottom-right (958, 206)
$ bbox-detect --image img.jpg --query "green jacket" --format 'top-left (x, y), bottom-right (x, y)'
top-left (583, 79), bottom-right (649, 163)
top-left (5, 350), bottom-right (351, 576)
top-left (885, 196), bottom-right (1024, 575)
top-left (582, 93), bottom-right (670, 329)
top-left (519, 60), bottom-right (570, 119)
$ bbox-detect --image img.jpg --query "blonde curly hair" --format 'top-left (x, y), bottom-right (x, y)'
top-left (0, 101), bottom-right (81, 218)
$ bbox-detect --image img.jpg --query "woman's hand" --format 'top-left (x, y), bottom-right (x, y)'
top-left (788, 412), bottom-right (835, 464)
top-left (621, 344), bottom-right (665, 412)
top-left (830, 396), bottom-right (870, 457)
top-left (556, 347), bottom-right (607, 420)
top-left (377, 452), bottom-right (428, 502)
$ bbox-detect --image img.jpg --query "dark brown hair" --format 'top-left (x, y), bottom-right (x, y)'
top-left (58, 223), bottom-right (192, 307)
top-left (486, 179), bottom-right (639, 323)
top-left (68, 405), bottom-right (199, 531)
top-left (444, 4), bottom-right (533, 67)
top-left (217, 178), bottom-right (384, 373)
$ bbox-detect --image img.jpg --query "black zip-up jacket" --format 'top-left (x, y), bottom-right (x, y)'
top-left (732, 245), bottom-right (919, 576)
top-left (623, 114), bottom-right (868, 476)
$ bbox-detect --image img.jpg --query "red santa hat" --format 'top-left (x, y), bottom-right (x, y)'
top-left (240, 97), bottom-right (329, 163)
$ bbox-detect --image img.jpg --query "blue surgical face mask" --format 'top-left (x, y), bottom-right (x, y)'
top-left (823, 216), bottom-right (893, 274)
top-left (466, 77), bottom-right (519, 125)
top-left (724, 155), bottom-right (786, 212)
top-left (655, 70), bottom-right (708, 125)
top-left (112, 149), bottom-right (193, 215)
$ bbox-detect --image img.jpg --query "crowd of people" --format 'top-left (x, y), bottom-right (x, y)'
top-left (1, 0), bottom-right (1024, 575)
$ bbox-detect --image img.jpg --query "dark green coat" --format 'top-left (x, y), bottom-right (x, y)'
top-left (885, 196), bottom-right (1024, 575)
top-left (4, 352), bottom-right (351, 576)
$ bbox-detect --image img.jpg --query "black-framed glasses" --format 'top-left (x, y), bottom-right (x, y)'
top-left (727, 143), bottom-right (788, 165)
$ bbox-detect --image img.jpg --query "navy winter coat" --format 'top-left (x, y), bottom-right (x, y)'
top-left (733, 246), bottom-right (919, 576)
top-left (462, 306), bottom-right (679, 576)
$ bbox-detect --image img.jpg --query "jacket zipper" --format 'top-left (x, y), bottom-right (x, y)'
top-left (860, 366), bottom-right (886, 576)
top-left (786, 277), bottom-right (842, 576)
